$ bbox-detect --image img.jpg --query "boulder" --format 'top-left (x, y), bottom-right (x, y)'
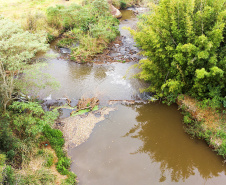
top-left (109, 4), bottom-right (122, 18)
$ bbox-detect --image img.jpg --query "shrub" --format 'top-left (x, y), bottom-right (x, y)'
top-left (56, 157), bottom-right (71, 175)
top-left (2, 165), bottom-right (15, 185)
top-left (47, 1), bottom-right (119, 62)
top-left (131, 0), bottom-right (226, 108)
top-left (43, 125), bottom-right (76, 183)
top-left (0, 17), bottom-right (48, 112)
top-left (0, 117), bottom-right (19, 155)
top-left (45, 153), bottom-right (54, 168)
top-left (0, 154), bottom-right (6, 183)
top-left (57, 38), bottom-right (74, 48)
top-left (9, 102), bottom-right (58, 140)
top-left (91, 0), bottom-right (110, 17)
top-left (63, 171), bottom-right (77, 185)
top-left (120, 0), bottom-right (127, 9)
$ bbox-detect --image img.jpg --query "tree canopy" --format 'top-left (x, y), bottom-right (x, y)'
top-left (131, 0), bottom-right (225, 108)
top-left (0, 16), bottom-right (48, 111)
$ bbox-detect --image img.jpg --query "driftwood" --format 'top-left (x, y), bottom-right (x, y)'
top-left (77, 97), bottom-right (99, 110)
top-left (70, 97), bottom-right (99, 115)
top-left (64, 95), bottom-right (71, 106)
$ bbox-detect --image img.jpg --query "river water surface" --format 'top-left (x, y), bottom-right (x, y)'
top-left (70, 103), bottom-right (226, 185)
top-left (38, 8), bottom-right (226, 185)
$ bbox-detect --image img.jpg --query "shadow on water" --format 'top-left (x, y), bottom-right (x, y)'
top-left (70, 103), bottom-right (226, 185)
top-left (124, 103), bottom-right (226, 183)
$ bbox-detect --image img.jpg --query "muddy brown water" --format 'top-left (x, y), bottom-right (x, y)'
top-left (36, 8), bottom-right (226, 185)
top-left (37, 8), bottom-right (148, 104)
top-left (70, 103), bottom-right (226, 185)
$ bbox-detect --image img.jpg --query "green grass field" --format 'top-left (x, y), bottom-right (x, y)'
top-left (0, 0), bottom-right (82, 19)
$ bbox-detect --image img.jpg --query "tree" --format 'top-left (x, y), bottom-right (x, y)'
top-left (0, 16), bottom-right (48, 112)
top-left (131, 0), bottom-right (225, 107)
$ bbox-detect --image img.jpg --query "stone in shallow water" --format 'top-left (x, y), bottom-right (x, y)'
top-left (59, 48), bottom-right (71, 54)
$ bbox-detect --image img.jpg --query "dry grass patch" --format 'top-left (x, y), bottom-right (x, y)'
top-left (0, 0), bottom-right (82, 19)
top-left (0, 0), bottom-right (83, 35)
top-left (178, 94), bottom-right (226, 157)
top-left (179, 95), bottom-right (224, 130)
top-left (15, 147), bottom-right (67, 185)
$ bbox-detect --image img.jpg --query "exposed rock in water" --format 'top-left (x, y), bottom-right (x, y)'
top-left (59, 48), bottom-right (71, 54)
top-left (109, 4), bottom-right (122, 18)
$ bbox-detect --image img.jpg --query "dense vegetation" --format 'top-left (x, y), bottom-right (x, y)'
top-left (130, 0), bottom-right (226, 157)
top-left (1, 0), bottom-right (225, 183)
top-left (46, 0), bottom-right (120, 62)
top-left (131, 0), bottom-right (225, 109)
top-left (1, 0), bottom-right (140, 183)
top-left (0, 0), bottom-right (128, 183)
top-left (0, 16), bottom-right (76, 184)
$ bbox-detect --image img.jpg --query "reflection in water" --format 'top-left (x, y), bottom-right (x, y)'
top-left (124, 103), bottom-right (226, 182)
top-left (38, 58), bottom-right (147, 102)
top-left (70, 104), bottom-right (226, 185)
top-left (67, 62), bottom-right (93, 81)
top-left (34, 8), bottom-right (149, 102)
top-left (93, 65), bottom-right (107, 80)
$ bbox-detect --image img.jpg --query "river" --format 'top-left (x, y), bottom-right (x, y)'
top-left (37, 8), bottom-right (226, 185)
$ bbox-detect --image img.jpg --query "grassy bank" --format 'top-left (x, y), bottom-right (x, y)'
top-left (0, 0), bottom-right (134, 62)
top-left (0, 0), bottom-right (147, 62)
top-left (0, 101), bottom-right (77, 184)
top-left (178, 95), bottom-right (226, 158)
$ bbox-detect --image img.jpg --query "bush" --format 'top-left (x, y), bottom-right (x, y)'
top-left (57, 38), bottom-right (74, 48)
top-left (2, 165), bottom-right (15, 185)
top-left (63, 171), bottom-right (77, 185)
top-left (0, 117), bottom-right (19, 155)
top-left (47, 1), bottom-right (119, 62)
top-left (120, 0), bottom-right (127, 9)
top-left (56, 157), bottom-right (71, 175)
top-left (45, 154), bottom-right (54, 168)
top-left (9, 102), bottom-right (58, 140)
top-left (132, 0), bottom-right (226, 108)
top-left (43, 125), bottom-right (76, 184)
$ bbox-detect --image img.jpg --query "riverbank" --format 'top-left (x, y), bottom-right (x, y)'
top-left (56, 107), bottom-right (115, 149)
top-left (0, 0), bottom-right (143, 63)
top-left (0, 3), bottom-right (147, 184)
top-left (178, 95), bottom-right (226, 158)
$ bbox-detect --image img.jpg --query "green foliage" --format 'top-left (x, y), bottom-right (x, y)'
top-left (46, 4), bottom-right (92, 33)
top-left (43, 125), bottom-right (76, 183)
top-left (56, 157), bottom-right (71, 175)
top-left (0, 117), bottom-right (19, 156)
top-left (0, 16), bottom-right (48, 111)
top-left (72, 108), bottom-right (90, 116)
top-left (46, 1), bottom-right (119, 62)
top-left (120, 0), bottom-right (127, 9)
top-left (132, 0), bottom-right (226, 108)
top-left (9, 102), bottom-right (58, 140)
top-left (0, 154), bottom-right (6, 183)
top-left (57, 38), bottom-right (74, 48)
top-left (62, 171), bottom-right (77, 185)
top-left (44, 153), bottom-right (54, 168)
top-left (43, 125), bottom-right (64, 157)
top-left (47, 33), bottom-right (55, 43)
top-left (91, 0), bottom-right (110, 17)
top-left (92, 105), bottom-right (99, 111)
top-left (2, 165), bottom-right (15, 185)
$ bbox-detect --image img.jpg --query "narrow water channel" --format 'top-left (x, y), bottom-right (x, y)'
top-left (36, 8), bottom-right (226, 185)
top-left (38, 8), bottom-right (148, 104)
